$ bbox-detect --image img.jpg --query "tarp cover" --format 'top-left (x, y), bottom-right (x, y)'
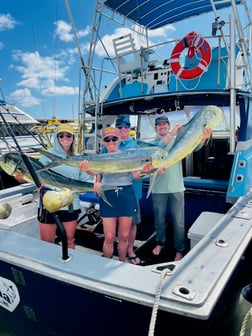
top-left (104, 0), bottom-right (241, 29)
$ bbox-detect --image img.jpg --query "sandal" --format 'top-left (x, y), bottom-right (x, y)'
top-left (127, 255), bottom-right (142, 265)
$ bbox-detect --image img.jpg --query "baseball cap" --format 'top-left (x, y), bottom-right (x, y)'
top-left (115, 116), bottom-right (131, 127)
top-left (155, 115), bottom-right (169, 125)
top-left (56, 123), bottom-right (74, 135)
top-left (102, 127), bottom-right (120, 139)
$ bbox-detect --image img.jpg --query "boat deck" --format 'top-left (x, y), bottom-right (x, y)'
top-left (0, 185), bottom-right (251, 321)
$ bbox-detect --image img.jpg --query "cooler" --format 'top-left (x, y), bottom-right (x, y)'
top-left (188, 211), bottom-right (223, 249)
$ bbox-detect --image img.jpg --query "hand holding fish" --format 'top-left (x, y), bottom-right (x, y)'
top-left (157, 167), bottom-right (166, 175)
top-left (160, 123), bottom-right (181, 144)
top-left (15, 172), bottom-right (27, 184)
top-left (132, 161), bottom-right (154, 179)
top-left (93, 181), bottom-right (101, 194)
top-left (200, 127), bottom-right (212, 144)
top-left (143, 161), bottom-right (154, 172)
top-left (79, 160), bottom-right (97, 176)
top-left (170, 124), bottom-right (182, 137)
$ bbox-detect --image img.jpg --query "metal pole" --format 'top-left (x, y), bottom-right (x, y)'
top-left (229, 14), bottom-right (236, 154)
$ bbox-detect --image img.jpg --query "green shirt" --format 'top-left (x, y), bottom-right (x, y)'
top-left (151, 161), bottom-right (185, 194)
top-left (151, 137), bottom-right (185, 194)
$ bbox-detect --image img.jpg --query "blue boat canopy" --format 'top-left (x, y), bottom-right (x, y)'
top-left (104, 0), bottom-right (242, 29)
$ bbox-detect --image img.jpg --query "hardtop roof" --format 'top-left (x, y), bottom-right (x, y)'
top-left (104, 0), bottom-right (242, 29)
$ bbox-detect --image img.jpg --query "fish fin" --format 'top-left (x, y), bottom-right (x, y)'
top-left (146, 170), bottom-right (158, 198)
top-left (32, 148), bottom-right (61, 162)
top-left (40, 162), bottom-right (59, 170)
top-left (137, 140), bottom-right (156, 147)
top-left (175, 124), bottom-right (187, 141)
top-left (32, 148), bottom-right (61, 170)
top-left (98, 187), bottom-right (112, 207)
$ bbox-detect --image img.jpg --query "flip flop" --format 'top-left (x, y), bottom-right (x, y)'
top-left (127, 255), bottom-right (141, 265)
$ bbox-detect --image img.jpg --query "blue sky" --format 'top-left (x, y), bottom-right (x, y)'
top-left (0, 1), bottom-right (250, 121)
top-left (0, 0), bottom-right (95, 120)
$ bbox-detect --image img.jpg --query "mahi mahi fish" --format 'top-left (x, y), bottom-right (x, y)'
top-left (147, 105), bottom-right (223, 197)
top-left (0, 152), bottom-right (94, 193)
top-left (163, 105), bottom-right (222, 168)
top-left (33, 146), bottom-right (169, 173)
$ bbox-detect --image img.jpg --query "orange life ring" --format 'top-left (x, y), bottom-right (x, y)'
top-left (170, 31), bottom-right (212, 80)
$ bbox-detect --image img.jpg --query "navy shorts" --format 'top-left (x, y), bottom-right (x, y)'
top-left (38, 208), bottom-right (81, 224)
top-left (100, 185), bottom-right (137, 218)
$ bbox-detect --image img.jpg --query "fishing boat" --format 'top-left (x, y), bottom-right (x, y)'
top-left (0, 98), bottom-right (44, 190)
top-left (0, 99), bottom-right (42, 152)
top-left (0, 0), bottom-right (252, 335)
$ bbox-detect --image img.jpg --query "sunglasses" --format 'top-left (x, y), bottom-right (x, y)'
top-left (117, 124), bottom-right (130, 129)
top-left (103, 136), bottom-right (119, 143)
top-left (58, 133), bottom-right (73, 139)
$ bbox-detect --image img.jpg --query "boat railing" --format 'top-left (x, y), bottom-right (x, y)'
top-left (87, 35), bottom-right (247, 106)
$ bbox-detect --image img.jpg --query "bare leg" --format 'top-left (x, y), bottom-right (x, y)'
top-left (63, 220), bottom-right (77, 249)
top-left (117, 217), bottom-right (132, 262)
top-left (39, 222), bottom-right (57, 244)
top-left (127, 224), bottom-right (141, 264)
top-left (102, 217), bottom-right (117, 258)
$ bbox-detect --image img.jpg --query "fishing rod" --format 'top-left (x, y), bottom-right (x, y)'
top-left (0, 111), bottom-right (69, 260)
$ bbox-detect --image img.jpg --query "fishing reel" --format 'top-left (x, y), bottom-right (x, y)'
top-left (86, 205), bottom-right (101, 225)
top-left (212, 17), bottom-right (225, 36)
top-left (78, 204), bottom-right (102, 229)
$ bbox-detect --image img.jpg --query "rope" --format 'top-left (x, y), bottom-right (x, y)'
top-left (148, 268), bottom-right (172, 336)
top-left (240, 307), bottom-right (252, 336)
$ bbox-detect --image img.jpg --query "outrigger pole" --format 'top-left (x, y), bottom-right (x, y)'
top-left (0, 111), bottom-right (70, 260)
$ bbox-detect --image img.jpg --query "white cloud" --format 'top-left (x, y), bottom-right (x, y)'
top-left (9, 84), bottom-right (78, 110)
top-left (9, 88), bottom-right (41, 107)
top-left (9, 48), bottom-right (79, 110)
top-left (0, 13), bottom-right (17, 31)
top-left (42, 86), bottom-right (79, 96)
top-left (77, 26), bottom-right (90, 39)
top-left (54, 20), bottom-right (73, 42)
top-left (54, 20), bottom-right (90, 42)
top-left (148, 25), bottom-right (176, 38)
top-left (12, 50), bottom-right (70, 89)
top-left (94, 24), bottom-right (175, 58)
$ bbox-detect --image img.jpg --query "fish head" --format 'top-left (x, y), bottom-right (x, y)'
top-left (201, 105), bottom-right (222, 130)
top-left (0, 203), bottom-right (12, 219)
top-left (151, 148), bottom-right (169, 168)
top-left (0, 152), bottom-right (22, 176)
top-left (0, 152), bottom-right (32, 181)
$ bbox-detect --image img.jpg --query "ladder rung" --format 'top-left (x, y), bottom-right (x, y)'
top-left (84, 133), bottom-right (96, 137)
top-left (84, 117), bottom-right (96, 122)
top-left (84, 100), bottom-right (96, 105)
top-left (84, 149), bottom-right (98, 154)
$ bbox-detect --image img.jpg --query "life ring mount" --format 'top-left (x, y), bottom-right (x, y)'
top-left (170, 31), bottom-right (212, 80)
